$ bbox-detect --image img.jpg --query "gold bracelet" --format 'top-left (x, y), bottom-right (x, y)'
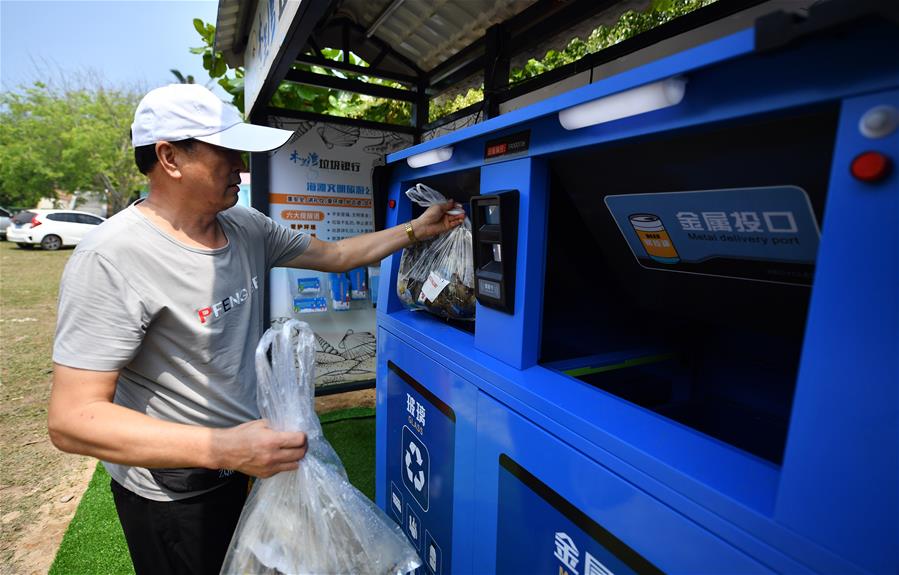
top-left (404, 221), bottom-right (418, 243)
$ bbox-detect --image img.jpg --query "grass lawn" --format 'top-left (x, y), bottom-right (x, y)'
top-left (0, 240), bottom-right (87, 570)
top-left (50, 407), bottom-right (377, 574)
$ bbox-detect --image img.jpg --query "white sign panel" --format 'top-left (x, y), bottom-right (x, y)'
top-left (245, 0), bottom-right (302, 116)
top-left (269, 119), bottom-right (412, 387)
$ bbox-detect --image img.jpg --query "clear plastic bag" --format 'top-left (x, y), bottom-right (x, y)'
top-left (396, 183), bottom-right (475, 320)
top-left (220, 320), bottom-right (421, 575)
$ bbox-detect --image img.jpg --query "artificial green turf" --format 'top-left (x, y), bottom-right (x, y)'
top-left (319, 408), bottom-right (377, 500)
top-left (48, 463), bottom-right (134, 575)
top-left (49, 407), bottom-right (376, 574)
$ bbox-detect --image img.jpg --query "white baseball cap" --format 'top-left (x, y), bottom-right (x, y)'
top-left (131, 84), bottom-right (293, 152)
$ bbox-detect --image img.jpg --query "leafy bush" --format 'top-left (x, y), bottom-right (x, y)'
top-left (432, 0), bottom-right (716, 122)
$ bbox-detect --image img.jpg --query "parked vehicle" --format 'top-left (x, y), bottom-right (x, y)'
top-left (7, 209), bottom-right (106, 250)
top-left (0, 207), bottom-right (10, 240)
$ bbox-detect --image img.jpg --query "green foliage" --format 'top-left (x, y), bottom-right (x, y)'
top-left (191, 18), bottom-right (245, 111)
top-left (432, 0), bottom-right (716, 122)
top-left (170, 69), bottom-right (196, 84)
top-left (428, 88), bottom-right (485, 124)
top-left (0, 82), bottom-right (143, 213)
top-left (511, 0), bottom-right (717, 83)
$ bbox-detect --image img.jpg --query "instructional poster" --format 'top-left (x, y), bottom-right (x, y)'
top-left (268, 118), bottom-right (412, 388)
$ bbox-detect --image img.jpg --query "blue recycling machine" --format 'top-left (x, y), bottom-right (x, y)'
top-left (374, 3), bottom-right (898, 573)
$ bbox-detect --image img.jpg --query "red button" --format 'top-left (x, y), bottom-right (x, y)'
top-left (388, 199), bottom-right (396, 209)
top-left (850, 151), bottom-right (892, 182)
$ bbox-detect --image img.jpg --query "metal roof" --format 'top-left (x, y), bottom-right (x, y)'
top-left (214, 0), bottom-right (253, 68)
top-left (331, 0), bottom-right (537, 72)
top-left (216, 0), bottom-right (540, 72)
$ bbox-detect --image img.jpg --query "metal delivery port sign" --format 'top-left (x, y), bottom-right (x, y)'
top-left (605, 186), bottom-right (821, 286)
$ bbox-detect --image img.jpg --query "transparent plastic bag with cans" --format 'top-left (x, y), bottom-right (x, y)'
top-left (220, 320), bottom-right (421, 575)
top-left (396, 183), bottom-right (475, 320)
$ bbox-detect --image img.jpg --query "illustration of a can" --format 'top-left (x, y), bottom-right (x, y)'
top-left (629, 214), bottom-right (680, 264)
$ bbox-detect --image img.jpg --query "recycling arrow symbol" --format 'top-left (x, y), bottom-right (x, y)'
top-left (405, 440), bottom-right (426, 491)
top-left (400, 426), bottom-right (430, 511)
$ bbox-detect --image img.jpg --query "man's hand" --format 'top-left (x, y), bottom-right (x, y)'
top-left (412, 200), bottom-right (466, 241)
top-left (216, 419), bottom-right (308, 478)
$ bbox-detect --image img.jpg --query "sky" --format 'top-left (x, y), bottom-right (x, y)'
top-left (1, 0), bottom-right (223, 94)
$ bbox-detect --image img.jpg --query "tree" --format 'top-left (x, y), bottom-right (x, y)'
top-left (0, 81), bottom-right (144, 214)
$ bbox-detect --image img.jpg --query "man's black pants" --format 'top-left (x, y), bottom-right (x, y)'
top-left (110, 475), bottom-right (249, 575)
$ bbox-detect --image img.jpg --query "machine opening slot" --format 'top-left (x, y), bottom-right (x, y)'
top-left (398, 168), bottom-right (480, 334)
top-left (403, 167), bottom-right (481, 218)
top-left (541, 105), bottom-right (839, 465)
top-left (554, 347), bottom-right (795, 463)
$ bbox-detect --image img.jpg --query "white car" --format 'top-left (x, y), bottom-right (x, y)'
top-left (7, 209), bottom-right (106, 250)
top-left (0, 207), bottom-right (11, 240)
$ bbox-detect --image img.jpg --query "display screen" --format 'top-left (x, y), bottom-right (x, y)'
top-left (485, 204), bottom-right (501, 225)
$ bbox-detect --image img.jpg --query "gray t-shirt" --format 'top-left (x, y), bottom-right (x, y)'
top-left (53, 202), bottom-right (310, 501)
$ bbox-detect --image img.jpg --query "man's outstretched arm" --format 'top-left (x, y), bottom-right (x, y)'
top-left (284, 199), bottom-right (465, 272)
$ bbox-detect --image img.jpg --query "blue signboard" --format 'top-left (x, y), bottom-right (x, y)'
top-left (386, 362), bottom-right (455, 575)
top-left (605, 186), bottom-right (820, 285)
top-left (496, 455), bottom-right (661, 575)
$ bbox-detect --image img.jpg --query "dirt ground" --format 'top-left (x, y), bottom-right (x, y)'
top-left (4, 456), bottom-right (96, 575)
top-left (2, 388), bottom-right (374, 575)
top-left (314, 387), bottom-right (376, 414)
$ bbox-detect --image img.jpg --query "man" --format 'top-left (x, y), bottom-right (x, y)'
top-left (47, 84), bottom-right (463, 575)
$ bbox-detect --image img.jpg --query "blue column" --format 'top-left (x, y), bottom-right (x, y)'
top-left (475, 157), bottom-right (548, 369)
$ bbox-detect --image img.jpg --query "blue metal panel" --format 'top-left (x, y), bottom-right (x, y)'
top-left (376, 328), bottom-right (479, 574)
top-left (776, 89), bottom-right (899, 574)
top-left (474, 158), bottom-right (548, 369)
top-left (473, 392), bottom-right (772, 574)
top-left (378, 177), bottom-right (410, 315)
top-left (378, 311), bottom-right (851, 574)
top-left (387, 28), bottom-right (756, 164)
